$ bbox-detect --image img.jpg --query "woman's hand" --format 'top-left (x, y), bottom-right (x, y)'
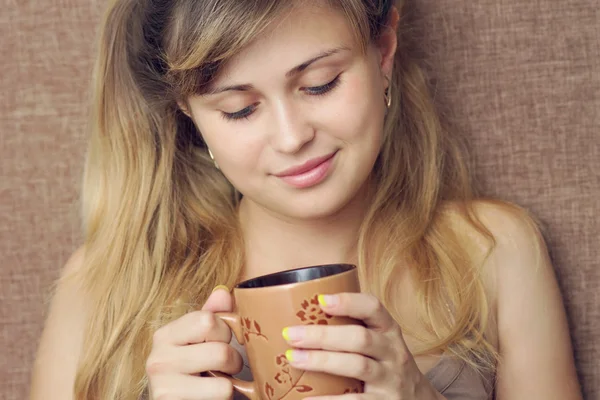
top-left (282, 292), bottom-right (445, 400)
top-left (145, 288), bottom-right (242, 399)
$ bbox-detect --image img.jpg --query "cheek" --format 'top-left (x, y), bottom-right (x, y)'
top-left (324, 72), bottom-right (385, 143)
top-left (211, 133), bottom-right (266, 195)
top-left (195, 117), bottom-right (264, 174)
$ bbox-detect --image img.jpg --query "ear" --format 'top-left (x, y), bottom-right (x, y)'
top-left (376, 6), bottom-right (400, 81)
top-left (177, 100), bottom-right (192, 118)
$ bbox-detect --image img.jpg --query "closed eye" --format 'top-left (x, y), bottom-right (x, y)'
top-left (220, 74), bottom-right (342, 122)
top-left (302, 74), bottom-right (342, 96)
top-left (221, 103), bottom-right (258, 121)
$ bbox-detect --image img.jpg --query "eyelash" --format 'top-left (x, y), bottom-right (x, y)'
top-left (221, 74), bottom-right (342, 121)
top-left (303, 74), bottom-right (342, 96)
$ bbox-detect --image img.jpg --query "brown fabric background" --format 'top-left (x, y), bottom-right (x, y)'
top-left (1, 1), bottom-right (598, 399)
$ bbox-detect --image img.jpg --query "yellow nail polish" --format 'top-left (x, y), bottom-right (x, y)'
top-left (211, 285), bottom-right (229, 293)
top-left (282, 327), bottom-right (291, 341)
top-left (285, 349), bottom-right (294, 362)
top-left (317, 294), bottom-right (327, 307)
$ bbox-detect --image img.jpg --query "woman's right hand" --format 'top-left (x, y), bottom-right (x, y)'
top-left (145, 288), bottom-right (242, 399)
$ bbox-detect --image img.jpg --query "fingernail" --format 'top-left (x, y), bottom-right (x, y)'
top-left (211, 285), bottom-right (229, 293)
top-left (318, 294), bottom-right (338, 307)
top-left (282, 326), bottom-right (305, 341)
top-left (285, 349), bottom-right (308, 363)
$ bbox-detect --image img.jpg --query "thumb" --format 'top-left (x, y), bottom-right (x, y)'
top-left (201, 286), bottom-right (234, 312)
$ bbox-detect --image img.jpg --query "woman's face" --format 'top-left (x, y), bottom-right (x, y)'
top-left (186, 3), bottom-right (397, 220)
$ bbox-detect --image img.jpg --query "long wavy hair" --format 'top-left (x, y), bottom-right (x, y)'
top-left (71, 0), bottom-right (501, 398)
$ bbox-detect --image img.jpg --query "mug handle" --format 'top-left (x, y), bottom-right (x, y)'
top-left (205, 312), bottom-right (259, 400)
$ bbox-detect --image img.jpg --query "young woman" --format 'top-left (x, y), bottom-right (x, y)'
top-left (30, 0), bottom-right (582, 399)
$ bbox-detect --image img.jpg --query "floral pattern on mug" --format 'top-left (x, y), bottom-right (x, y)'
top-left (343, 381), bottom-right (365, 393)
top-left (296, 294), bottom-right (333, 325)
top-left (264, 353), bottom-right (312, 400)
top-left (242, 317), bottom-right (268, 342)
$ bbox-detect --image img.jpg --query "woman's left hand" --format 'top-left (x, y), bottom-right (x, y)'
top-left (282, 292), bottom-right (445, 400)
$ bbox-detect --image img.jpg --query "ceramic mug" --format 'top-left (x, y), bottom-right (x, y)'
top-left (210, 264), bottom-right (364, 400)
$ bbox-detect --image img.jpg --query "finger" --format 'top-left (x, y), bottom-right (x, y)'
top-left (202, 286), bottom-right (234, 313)
top-left (152, 310), bottom-right (231, 346)
top-left (285, 349), bottom-right (385, 383)
top-left (282, 324), bottom-right (388, 360)
top-left (149, 375), bottom-right (233, 400)
top-left (146, 342), bottom-right (243, 376)
top-left (318, 293), bottom-right (396, 332)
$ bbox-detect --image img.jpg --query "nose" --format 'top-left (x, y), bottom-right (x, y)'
top-left (269, 99), bottom-right (315, 154)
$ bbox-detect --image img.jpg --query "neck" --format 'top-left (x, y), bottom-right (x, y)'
top-left (237, 188), bottom-right (370, 282)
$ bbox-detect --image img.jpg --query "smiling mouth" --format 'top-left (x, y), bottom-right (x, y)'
top-left (274, 151), bottom-right (337, 177)
top-left (274, 151), bottom-right (337, 189)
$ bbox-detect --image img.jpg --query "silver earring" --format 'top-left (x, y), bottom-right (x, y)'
top-left (208, 148), bottom-right (219, 170)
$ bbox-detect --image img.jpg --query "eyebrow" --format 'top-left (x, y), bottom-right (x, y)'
top-left (204, 46), bottom-right (350, 96)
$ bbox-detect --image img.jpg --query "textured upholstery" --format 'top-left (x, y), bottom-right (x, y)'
top-left (1, 1), bottom-right (598, 399)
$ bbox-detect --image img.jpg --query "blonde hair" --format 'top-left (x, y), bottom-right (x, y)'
top-left (73, 0), bottom-right (500, 398)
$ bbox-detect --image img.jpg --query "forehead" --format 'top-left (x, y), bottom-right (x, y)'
top-left (213, 3), bottom-right (358, 81)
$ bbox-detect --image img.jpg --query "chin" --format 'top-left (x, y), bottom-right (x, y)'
top-left (270, 186), bottom-right (366, 221)
top-left (281, 202), bottom-right (347, 220)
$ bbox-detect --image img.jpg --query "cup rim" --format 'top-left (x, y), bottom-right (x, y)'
top-left (235, 263), bottom-right (356, 289)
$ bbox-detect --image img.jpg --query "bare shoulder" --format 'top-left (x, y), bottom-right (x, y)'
top-left (446, 199), bottom-right (582, 398)
top-left (30, 246), bottom-right (88, 400)
top-left (442, 198), bottom-right (543, 248)
top-left (470, 199), bottom-right (545, 251)
top-left (441, 198), bottom-right (548, 282)
top-left (438, 199), bottom-right (551, 343)
top-left (464, 199), bottom-right (553, 312)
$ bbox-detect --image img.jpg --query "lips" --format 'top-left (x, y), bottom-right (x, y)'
top-left (273, 151), bottom-right (338, 189)
top-left (274, 152), bottom-right (337, 177)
